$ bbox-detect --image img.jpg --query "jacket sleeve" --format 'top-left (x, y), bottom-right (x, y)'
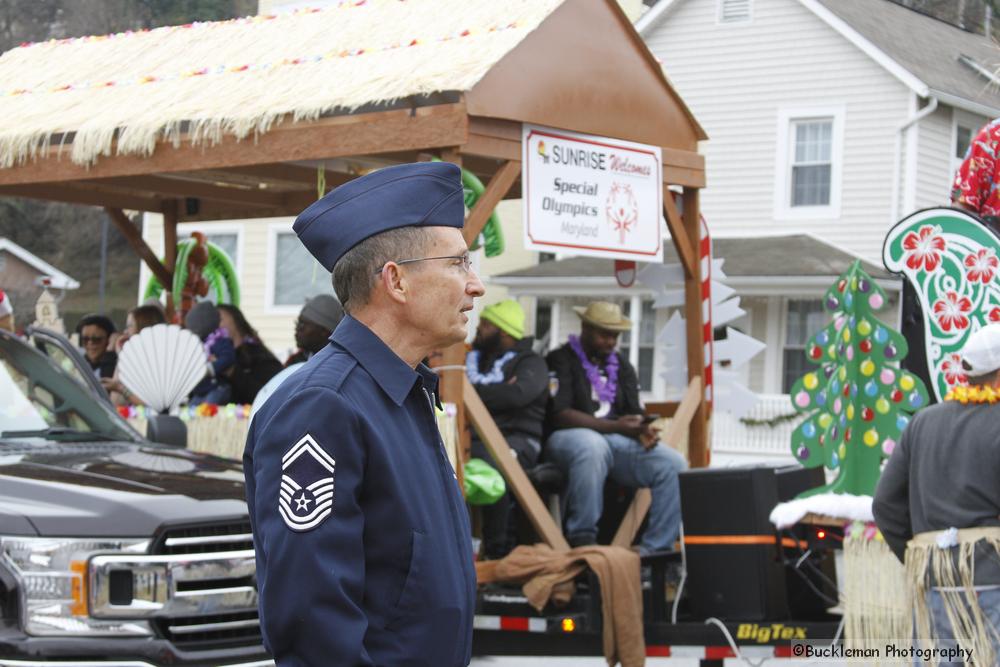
top-left (618, 357), bottom-right (643, 415)
top-left (474, 354), bottom-right (548, 412)
top-left (246, 387), bottom-right (372, 666)
top-left (210, 337), bottom-right (237, 376)
top-left (872, 424), bottom-right (914, 563)
top-left (546, 348), bottom-right (578, 416)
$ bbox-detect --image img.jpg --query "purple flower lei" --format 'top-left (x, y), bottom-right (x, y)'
top-left (568, 334), bottom-right (618, 403)
top-left (203, 326), bottom-right (229, 356)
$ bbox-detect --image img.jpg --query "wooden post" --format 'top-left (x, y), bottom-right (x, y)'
top-left (163, 200), bottom-right (179, 322)
top-left (612, 377), bottom-right (702, 548)
top-left (464, 378), bottom-right (570, 551)
top-left (437, 149), bottom-right (470, 485)
top-left (462, 160), bottom-right (520, 247)
top-left (104, 208), bottom-right (173, 288)
top-left (682, 187), bottom-right (709, 468)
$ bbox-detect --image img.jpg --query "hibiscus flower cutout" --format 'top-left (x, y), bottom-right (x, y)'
top-left (939, 353), bottom-right (968, 386)
top-left (902, 225), bottom-right (946, 272)
top-left (964, 248), bottom-right (998, 284)
top-left (932, 291), bottom-right (972, 332)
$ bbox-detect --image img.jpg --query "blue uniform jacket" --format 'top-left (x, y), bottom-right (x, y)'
top-left (244, 316), bottom-right (476, 666)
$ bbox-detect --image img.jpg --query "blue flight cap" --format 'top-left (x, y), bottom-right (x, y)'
top-left (293, 162), bottom-right (465, 271)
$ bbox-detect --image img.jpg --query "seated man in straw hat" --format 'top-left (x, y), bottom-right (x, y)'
top-left (467, 299), bottom-right (548, 559)
top-left (874, 324), bottom-right (1000, 665)
top-left (544, 301), bottom-right (687, 555)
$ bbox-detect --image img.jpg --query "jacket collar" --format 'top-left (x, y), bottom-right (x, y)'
top-left (331, 315), bottom-right (438, 406)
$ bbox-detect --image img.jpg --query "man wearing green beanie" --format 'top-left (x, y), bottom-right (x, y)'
top-left (467, 299), bottom-right (548, 559)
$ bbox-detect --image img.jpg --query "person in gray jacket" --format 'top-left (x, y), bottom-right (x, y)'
top-left (874, 323), bottom-right (1000, 665)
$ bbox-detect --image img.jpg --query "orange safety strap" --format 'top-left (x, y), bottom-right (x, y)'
top-left (683, 534), bottom-right (808, 549)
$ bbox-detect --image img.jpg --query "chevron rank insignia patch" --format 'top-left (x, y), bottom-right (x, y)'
top-left (279, 434), bottom-right (335, 532)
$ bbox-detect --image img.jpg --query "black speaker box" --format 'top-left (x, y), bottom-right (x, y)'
top-left (679, 464), bottom-right (830, 621)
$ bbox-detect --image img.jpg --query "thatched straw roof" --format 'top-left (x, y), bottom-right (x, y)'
top-left (0, 0), bottom-right (562, 168)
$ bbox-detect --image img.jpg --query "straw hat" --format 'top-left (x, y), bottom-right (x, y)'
top-left (573, 301), bottom-right (631, 332)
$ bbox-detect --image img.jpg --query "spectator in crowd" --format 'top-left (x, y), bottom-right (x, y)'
top-left (76, 313), bottom-right (118, 379)
top-left (952, 119), bottom-right (1000, 232)
top-left (545, 301), bottom-right (686, 556)
top-left (285, 294), bottom-right (343, 366)
top-left (0, 290), bottom-right (13, 332)
top-left (466, 299), bottom-right (548, 559)
top-left (185, 301), bottom-right (235, 406)
top-left (102, 304), bottom-right (166, 405)
top-left (218, 304), bottom-right (282, 404)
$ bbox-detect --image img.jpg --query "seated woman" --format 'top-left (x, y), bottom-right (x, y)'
top-left (218, 304), bottom-right (282, 405)
top-left (75, 314), bottom-right (118, 380)
top-left (101, 305), bottom-right (165, 406)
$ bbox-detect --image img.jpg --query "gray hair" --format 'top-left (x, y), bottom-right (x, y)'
top-left (332, 227), bottom-right (431, 313)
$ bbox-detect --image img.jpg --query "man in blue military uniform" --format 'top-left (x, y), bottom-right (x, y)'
top-left (244, 162), bottom-right (484, 666)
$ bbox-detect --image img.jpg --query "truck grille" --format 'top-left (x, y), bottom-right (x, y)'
top-left (155, 520), bottom-right (254, 555)
top-left (154, 610), bottom-right (261, 649)
top-left (90, 521), bottom-right (262, 650)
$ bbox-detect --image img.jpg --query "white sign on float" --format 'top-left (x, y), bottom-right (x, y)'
top-left (522, 124), bottom-right (662, 261)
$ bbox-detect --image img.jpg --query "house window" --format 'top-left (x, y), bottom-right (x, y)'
top-left (776, 107), bottom-right (844, 220)
top-left (535, 299), bottom-right (553, 342)
top-left (782, 299), bottom-right (827, 393)
top-left (621, 299), bottom-right (656, 391)
top-left (204, 232), bottom-right (238, 267)
top-left (718, 0), bottom-right (751, 23)
top-left (952, 123), bottom-right (975, 178)
top-left (791, 120), bottom-right (833, 207)
top-left (271, 231), bottom-right (333, 307)
top-left (176, 223), bottom-right (242, 274)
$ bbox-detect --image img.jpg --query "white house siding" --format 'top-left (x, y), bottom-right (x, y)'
top-left (645, 0), bottom-right (912, 262)
top-left (913, 104), bottom-right (956, 211)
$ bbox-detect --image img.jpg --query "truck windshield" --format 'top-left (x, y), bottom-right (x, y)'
top-left (0, 334), bottom-right (141, 443)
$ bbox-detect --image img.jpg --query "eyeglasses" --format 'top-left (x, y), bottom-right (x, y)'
top-left (80, 335), bottom-right (107, 344)
top-left (374, 254), bottom-right (472, 274)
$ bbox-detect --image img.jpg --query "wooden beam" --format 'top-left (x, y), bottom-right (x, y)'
top-left (464, 378), bottom-right (571, 552)
top-left (0, 184), bottom-right (163, 212)
top-left (105, 207), bottom-right (172, 287)
top-left (612, 376), bottom-right (702, 549)
top-left (87, 175), bottom-right (289, 207)
top-left (463, 159), bottom-right (520, 246)
top-left (0, 103), bottom-right (469, 187)
top-left (663, 188), bottom-right (696, 279)
top-left (218, 163), bottom-right (354, 190)
top-left (682, 186), bottom-right (709, 468)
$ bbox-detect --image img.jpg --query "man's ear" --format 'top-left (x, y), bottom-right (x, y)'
top-left (378, 263), bottom-right (408, 305)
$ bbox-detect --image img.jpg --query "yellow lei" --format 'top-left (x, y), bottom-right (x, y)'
top-left (944, 385), bottom-right (1000, 404)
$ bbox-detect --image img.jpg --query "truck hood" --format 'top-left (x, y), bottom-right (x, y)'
top-left (0, 440), bottom-right (249, 537)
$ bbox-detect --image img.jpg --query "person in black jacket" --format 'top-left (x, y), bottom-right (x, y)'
top-left (218, 304), bottom-right (282, 405)
top-left (545, 301), bottom-right (686, 555)
top-left (467, 299), bottom-right (548, 559)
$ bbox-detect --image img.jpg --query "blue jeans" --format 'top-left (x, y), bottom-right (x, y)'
top-left (926, 587), bottom-right (1000, 665)
top-left (544, 428), bottom-right (687, 552)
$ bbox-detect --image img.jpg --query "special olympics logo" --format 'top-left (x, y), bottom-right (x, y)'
top-left (605, 182), bottom-right (638, 244)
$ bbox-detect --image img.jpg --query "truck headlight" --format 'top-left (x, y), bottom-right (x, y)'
top-left (0, 536), bottom-right (153, 636)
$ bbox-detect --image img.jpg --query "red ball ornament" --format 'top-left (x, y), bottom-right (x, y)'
top-left (891, 389), bottom-right (903, 403)
top-left (844, 428), bottom-right (852, 442)
top-left (859, 339), bottom-right (872, 353)
top-left (861, 407), bottom-right (874, 421)
top-left (809, 345), bottom-right (823, 360)
top-left (837, 279), bottom-right (846, 293)
top-left (843, 385), bottom-right (850, 397)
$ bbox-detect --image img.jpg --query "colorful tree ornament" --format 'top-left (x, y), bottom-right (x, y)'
top-left (789, 260), bottom-right (929, 496)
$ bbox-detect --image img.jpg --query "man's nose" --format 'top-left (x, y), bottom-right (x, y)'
top-left (467, 269), bottom-right (486, 297)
